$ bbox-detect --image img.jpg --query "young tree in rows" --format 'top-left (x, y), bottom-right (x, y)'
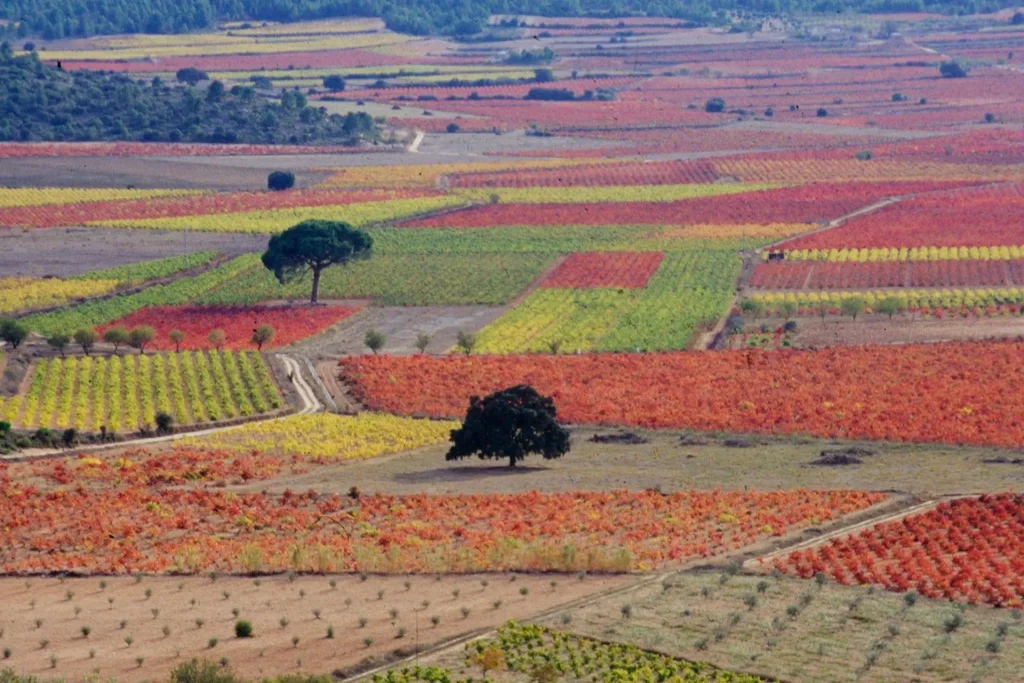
top-left (0, 319), bottom-right (27, 350)
top-left (208, 329), bottom-right (226, 350)
top-left (47, 333), bottom-right (70, 358)
top-left (155, 412), bottom-right (174, 436)
top-left (176, 67), bottom-right (208, 85)
top-left (455, 330), bottom-right (477, 356)
top-left (251, 324), bottom-right (275, 351)
top-left (778, 300), bottom-right (798, 321)
top-left (128, 326), bottom-right (155, 354)
top-left (169, 329), bottom-right (186, 352)
top-left (475, 648), bottom-right (506, 677)
top-left (364, 329), bottom-right (386, 355)
top-left (415, 332), bottom-right (431, 354)
top-left (103, 325), bottom-right (129, 355)
top-left (940, 61), bottom-right (967, 78)
top-left (876, 296), bottom-right (905, 320)
top-left (840, 297), bottom-right (866, 321)
top-left (262, 220), bottom-right (373, 305)
top-left (322, 75), bottom-right (346, 92)
top-left (447, 385), bottom-right (570, 469)
top-left (738, 298), bottom-right (764, 321)
top-left (73, 328), bottom-right (97, 356)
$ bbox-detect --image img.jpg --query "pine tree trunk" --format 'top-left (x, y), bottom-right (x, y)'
top-left (310, 268), bottom-right (321, 304)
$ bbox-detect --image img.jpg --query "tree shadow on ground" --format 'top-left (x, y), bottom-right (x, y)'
top-left (392, 465), bottom-right (550, 484)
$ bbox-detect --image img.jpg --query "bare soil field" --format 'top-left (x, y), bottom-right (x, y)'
top-left (763, 315), bottom-right (1024, 347)
top-left (286, 304), bottom-right (506, 359)
top-left (0, 573), bottom-right (630, 682)
top-left (0, 228), bottom-right (265, 277)
top-left (223, 427), bottom-right (1024, 497)
top-left (0, 157), bottom-right (331, 191)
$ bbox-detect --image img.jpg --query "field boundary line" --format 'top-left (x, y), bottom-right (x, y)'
top-left (741, 495), bottom-right (973, 571)
top-left (408, 131), bottom-right (425, 153)
top-left (346, 571), bottom-right (672, 683)
top-left (759, 196), bottom-right (902, 252)
top-left (302, 355), bottom-right (336, 412)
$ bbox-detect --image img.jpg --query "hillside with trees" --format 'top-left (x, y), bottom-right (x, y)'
top-left (0, 44), bottom-right (380, 144)
top-left (0, 0), bottom-right (1019, 39)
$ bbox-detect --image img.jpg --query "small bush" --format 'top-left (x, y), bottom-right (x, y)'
top-left (169, 658), bottom-right (238, 683)
top-left (268, 171), bottom-right (296, 191)
top-left (235, 621), bottom-right (253, 638)
top-left (705, 97), bottom-right (726, 113)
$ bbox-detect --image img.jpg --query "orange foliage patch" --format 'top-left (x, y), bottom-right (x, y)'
top-left (339, 342), bottom-right (1024, 447)
top-left (0, 479), bottom-right (883, 574)
top-left (777, 494), bottom-right (1024, 608)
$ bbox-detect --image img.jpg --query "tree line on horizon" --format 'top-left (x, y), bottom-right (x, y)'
top-left (0, 0), bottom-right (1018, 40)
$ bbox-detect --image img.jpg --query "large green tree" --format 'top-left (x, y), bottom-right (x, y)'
top-left (262, 220), bottom-right (372, 304)
top-left (447, 385), bottom-right (570, 468)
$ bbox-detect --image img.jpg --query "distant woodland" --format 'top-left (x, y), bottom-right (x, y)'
top-left (0, 0), bottom-right (1018, 39)
top-left (0, 45), bottom-right (380, 144)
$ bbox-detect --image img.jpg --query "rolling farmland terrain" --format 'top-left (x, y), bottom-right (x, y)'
top-left (2, 6), bottom-right (1024, 683)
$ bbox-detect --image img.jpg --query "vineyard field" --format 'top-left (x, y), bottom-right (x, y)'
top-left (19, 255), bottom-right (259, 335)
top-left (97, 305), bottom-right (360, 351)
top-left (779, 183), bottom-right (1024, 250)
top-left (1, 350), bottom-right (281, 433)
top-left (196, 253), bottom-right (552, 306)
top-left (88, 196), bottom-right (465, 233)
top-left (777, 494), bottom-right (1024, 607)
top-left (178, 412), bottom-right (456, 460)
top-left (339, 341), bottom-right (1024, 447)
top-left (401, 183), bottom-right (970, 229)
top-left (0, 252), bottom-right (220, 315)
top-left (750, 259), bottom-right (1023, 290)
top-left (0, 485), bottom-right (883, 574)
top-left (475, 250), bottom-right (740, 352)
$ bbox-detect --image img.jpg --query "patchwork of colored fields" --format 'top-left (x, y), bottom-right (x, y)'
top-left (0, 188), bottom-right (438, 228)
top-left (777, 494), bottom-right (1024, 608)
top-left (0, 480), bottom-right (882, 574)
top-left (339, 341), bottom-right (1024, 447)
top-left (97, 305), bottom-right (360, 351)
top-left (401, 183), bottom-right (973, 228)
top-left (0, 350), bottom-right (280, 433)
top-left (475, 251), bottom-right (738, 353)
top-left (750, 260), bottom-right (1024, 290)
top-left (0, 252), bottom-right (219, 315)
top-left (779, 183), bottom-right (1024, 251)
top-left (91, 196), bottom-right (464, 233)
top-left (19, 255), bottom-right (260, 335)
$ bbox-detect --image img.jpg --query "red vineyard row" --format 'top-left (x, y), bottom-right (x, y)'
top-left (749, 259), bottom-right (1024, 290)
top-left (402, 183), bottom-right (974, 228)
top-left (541, 252), bottom-right (664, 289)
top-left (779, 183), bottom-right (1024, 250)
top-left (339, 341), bottom-right (1024, 448)
top-left (0, 188), bottom-right (438, 228)
top-left (96, 305), bottom-right (360, 351)
top-left (777, 494), bottom-right (1024, 608)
